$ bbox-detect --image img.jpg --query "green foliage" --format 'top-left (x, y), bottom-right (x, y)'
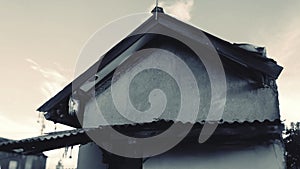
top-left (284, 122), bottom-right (300, 169)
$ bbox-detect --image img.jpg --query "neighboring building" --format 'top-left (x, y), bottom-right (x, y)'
top-left (0, 138), bottom-right (47, 169)
top-left (5, 6), bottom-right (285, 169)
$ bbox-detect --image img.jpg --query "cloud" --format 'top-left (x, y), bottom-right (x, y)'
top-left (25, 58), bottom-right (70, 98)
top-left (150, 0), bottom-right (194, 22)
top-left (0, 114), bottom-right (39, 139)
top-left (165, 0), bottom-right (194, 21)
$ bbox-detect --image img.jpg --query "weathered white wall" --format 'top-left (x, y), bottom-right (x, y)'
top-left (143, 141), bottom-right (285, 169)
top-left (83, 44), bottom-right (279, 127)
top-left (77, 142), bottom-right (108, 169)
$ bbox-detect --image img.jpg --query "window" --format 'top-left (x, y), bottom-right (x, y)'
top-left (8, 160), bottom-right (18, 169)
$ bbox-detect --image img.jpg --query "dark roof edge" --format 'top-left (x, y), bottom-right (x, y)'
top-left (155, 13), bottom-right (283, 79)
top-left (37, 34), bottom-right (146, 112)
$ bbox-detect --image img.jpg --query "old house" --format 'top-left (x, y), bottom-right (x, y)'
top-left (0, 137), bottom-right (47, 169)
top-left (2, 6), bottom-right (285, 169)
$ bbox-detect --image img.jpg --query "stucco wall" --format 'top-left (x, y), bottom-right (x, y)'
top-left (82, 42), bottom-right (280, 127)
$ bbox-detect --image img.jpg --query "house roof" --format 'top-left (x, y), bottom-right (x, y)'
top-left (37, 7), bottom-right (283, 128)
top-left (0, 137), bottom-right (10, 142)
top-left (0, 129), bottom-right (90, 155)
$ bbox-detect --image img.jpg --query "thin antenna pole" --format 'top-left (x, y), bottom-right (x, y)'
top-left (155, 0), bottom-right (158, 20)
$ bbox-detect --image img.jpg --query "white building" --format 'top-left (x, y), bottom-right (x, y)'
top-left (19, 6), bottom-right (285, 169)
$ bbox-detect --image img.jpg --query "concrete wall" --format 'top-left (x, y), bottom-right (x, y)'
top-left (82, 42), bottom-right (280, 127)
top-left (77, 142), bottom-right (108, 169)
top-left (143, 140), bottom-right (285, 169)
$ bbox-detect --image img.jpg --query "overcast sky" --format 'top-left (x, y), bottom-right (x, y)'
top-left (0, 0), bottom-right (299, 168)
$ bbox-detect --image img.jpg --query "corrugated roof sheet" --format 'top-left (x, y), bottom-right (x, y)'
top-left (0, 129), bottom-right (90, 155)
top-left (0, 137), bottom-right (10, 142)
top-left (0, 120), bottom-right (283, 153)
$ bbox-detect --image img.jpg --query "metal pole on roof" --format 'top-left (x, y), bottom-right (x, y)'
top-left (155, 0), bottom-right (158, 20)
